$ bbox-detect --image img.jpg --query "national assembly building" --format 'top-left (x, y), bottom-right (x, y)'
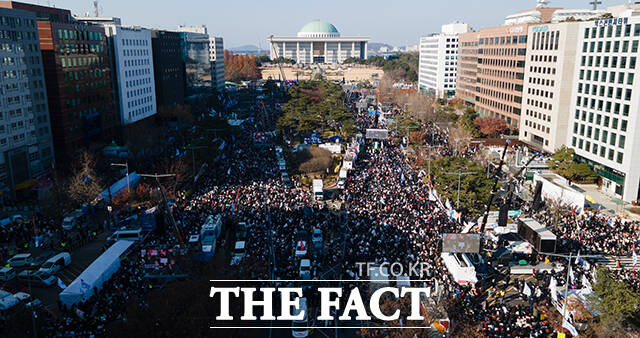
top-left (268, 20), bottom-right (369, 65)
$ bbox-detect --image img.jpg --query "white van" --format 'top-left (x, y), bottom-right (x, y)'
top-left (299, 259), bottom-right (311, 280)
top-left (107, 229), bottom-right (142, 242)
top-left (62, 209), bottom-right (87, 231)
top-left (7, 253), bottom-right (32, 267)
top-left (336, 169), bottom-right (348, 189)
top-left (312, 179), bottom-right (323, 201)
top-left (230, 241), bottom-right (246, 266)
top-left (0, 267), bottom-right (16, 281)
top-left (38, 252), bottom-right (71, 275)
top-left (292, 297), bottom-right (309, 338)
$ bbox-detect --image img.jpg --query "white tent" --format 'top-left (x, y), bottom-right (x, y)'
top-left (59, 240), bottom-right (134, 307)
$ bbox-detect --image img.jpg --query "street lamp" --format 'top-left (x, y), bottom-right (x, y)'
top-left (110, 162), bottom-right (129, 192)
top-left (443, 170), bottom-right (477, 209)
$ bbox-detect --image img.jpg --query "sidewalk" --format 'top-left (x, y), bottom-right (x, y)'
top-left (575, 184), bottom-right (640, 221)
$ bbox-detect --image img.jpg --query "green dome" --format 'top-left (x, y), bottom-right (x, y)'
top-left (297, 21), bottom-right (340, 37)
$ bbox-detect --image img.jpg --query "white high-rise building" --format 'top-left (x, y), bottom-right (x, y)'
top-left (519, 21), bottom-right (581, 153)
top-left (567, 15), bottom-right (640, 201)
top-left (418, 22), bottom-right (470, 98)
top-left (209, 36), bottom-right (225, 92)
top-left (105, 25), bottom-right (157, 125)
top-left (78, 17), bottom-right (158, 125)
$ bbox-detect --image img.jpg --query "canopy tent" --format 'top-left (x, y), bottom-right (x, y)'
top-left (59, 240), bottom-right (134, 307)
top-left (99, 173), bottom-right (141, 203)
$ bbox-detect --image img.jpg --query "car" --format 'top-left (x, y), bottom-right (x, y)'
top-left (295, 240), bottom-right (307, 257)
top-left (38, 252), bottom-right (71, 275)
top-left (299, 259), bottom-right (311, 280)
top-left (0, 267), bottom-right (16, 281)
top-left (230, 241), bottom-right (246, 266)
top-left (312, 229), bottom-right (322, 246)
top-left (25, 299), bottom-right (42, 309)
top-left (7, 253), bottom-right (32, 267)
top-left (17, 270), bottom-right (55, 287)
top-left (13, 292), bottom-right (30, 302)
top-left (235, 224), bottom-right (247, 242)
top-left (291, 297), bottom-right (309, 337)
top-left (30, 250), bottom-right (56, 268)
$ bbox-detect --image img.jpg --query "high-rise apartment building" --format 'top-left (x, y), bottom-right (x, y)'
top-left (1, 1), bottom-right (117, 164)
top-left (151, 30), bottom-right (184, 108)
top-left (209, 36), bottom-right (224, 93)
top-left (418, 22), bottom-right (470, 98)
top-left (0, 7), bottom-right (54, 195)
top-left (519, 22), bottom-right (581, 153)
top-left (567, 16), bottom-right (640, 201)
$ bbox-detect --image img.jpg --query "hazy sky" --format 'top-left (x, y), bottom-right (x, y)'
top-left (45, 0), bottom-right (624, 47)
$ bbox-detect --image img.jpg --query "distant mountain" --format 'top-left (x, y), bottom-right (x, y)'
top-left (368, 42), bottom-right (394, 51)
top-left (230, 44), bottom-right (260, 52)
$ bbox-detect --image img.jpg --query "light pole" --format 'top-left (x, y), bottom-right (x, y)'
top-left (184, 145), bottom-right (207, 180)
top-left (425, 144), bottom-right (444, 178)
top-left (139, 173), bottom-right (183, 248)
top-left (110, 162), bottom-right (129, 192)
top-left (443, 171), bottom-right (476, 209)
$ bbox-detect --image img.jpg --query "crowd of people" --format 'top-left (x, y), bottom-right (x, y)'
top-left (4, 86), bottom-right (640, 337)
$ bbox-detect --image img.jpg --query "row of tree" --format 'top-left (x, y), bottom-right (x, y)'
top-left (224, 50), bottom-right (261, 82)
top-left (277, 78), bottom-right (356, 139)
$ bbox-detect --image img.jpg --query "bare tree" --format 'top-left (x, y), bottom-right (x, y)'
top-left (407, 93), bottom-right (436, 122)
top-left (67, 151), bottom-right (104, 205)
top-left (448, 125), bottom-right (472, 156)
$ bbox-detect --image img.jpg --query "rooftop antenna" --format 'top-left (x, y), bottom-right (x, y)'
top-left (590, 0), bottom-right (602, 10)
top-left (536, 0), bottom-right (550, 8)
top-left (93, 0), bottom-right (99, 17)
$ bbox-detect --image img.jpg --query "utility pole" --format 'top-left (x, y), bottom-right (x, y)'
top-left (184, 145), bottom-right (207, 180)
top-left (110, 162), bottom-right (129, 192)
top-left (139, 173), bottom-right (184, 247)
top-left (443, 171), bottom-right (476, 209)
top-left (590, 0), bottom-right (602, 10)
top-left (425, 144), bottom-right (444, 178)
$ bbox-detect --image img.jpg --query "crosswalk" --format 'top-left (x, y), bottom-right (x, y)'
top-left (57, 263), bottom-right (87, 286)
top-left (592, 255), bottom-right (635, 270)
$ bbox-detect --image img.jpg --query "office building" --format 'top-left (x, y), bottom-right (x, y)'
top-left (268, 20), bottom-right (369, 64)
top-left (152, 30), bottom-right (184, 108)
top-left (104, 25), bottom-right (156, 125)
top-left (0, 7), bottom-right (54, 195)
top-left (456, 7), bottom-right (561, 133)
top-left (519, 22), bottom-right (581, 153)
top-left (77, 17), bottom-right (157, 125)
top-left (456, 32), bottom-right (479, 105)
top-left (209, 36), bottom-right (224, 92)
top-left (1, 2), bottom-right (117, 164)
top-left (567, 16), bottom-right (640, 202)
top-left (418, 22), bottom-right (470, 98)
top-left (177, 25), bottom-right (211, 96)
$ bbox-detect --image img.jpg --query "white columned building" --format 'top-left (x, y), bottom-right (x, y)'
top-left (268, 20), bottom-right (369, 65)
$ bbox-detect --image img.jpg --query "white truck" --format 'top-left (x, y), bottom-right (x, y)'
top-left (337, 169), bottom-right (348, 189)
top-left (312, 179), bottom-right (324, 201)
top-left (342, 155), bottom-right (354, 171)
top-left (201, 214), bottom-right (222, 253)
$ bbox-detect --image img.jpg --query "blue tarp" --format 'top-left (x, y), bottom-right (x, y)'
top-left (100, 173), bottom-right (141, 203)
top-left (59, 240), bottom-right (134, 307)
